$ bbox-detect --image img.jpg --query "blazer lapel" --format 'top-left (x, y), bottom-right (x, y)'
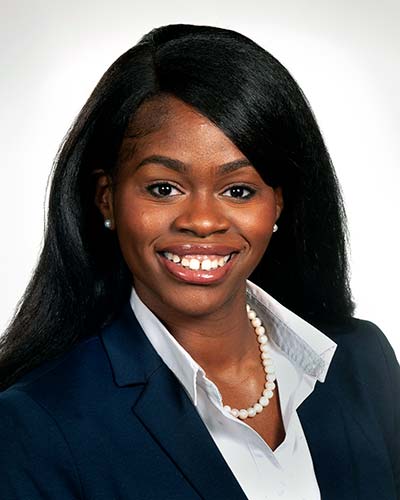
top-left (101, 302), bottom-right (247, 500)
top-left (133, 364), bottom-right (247, 499)
top-left (298, 381), bottom-right (358, 500)
top-left (298, 339), bottom-right (395, 500)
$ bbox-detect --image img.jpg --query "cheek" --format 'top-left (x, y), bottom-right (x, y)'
top-left (234, 205), bottom-right (274, 247)
top-left (113, 200), bottom-right (166, 282)
top-left (249, 220), bottom-right (273, 257)
top-left (114, 194), bottom-right (171, 254)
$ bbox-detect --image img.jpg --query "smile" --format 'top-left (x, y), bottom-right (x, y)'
top-left (162, 252), bottom-right (232, 270)
top-left (157, 245), bottom-right (240, 285)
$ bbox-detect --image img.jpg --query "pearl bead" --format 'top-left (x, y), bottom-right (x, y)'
top-left (247, 310), bottom-right (256, 320)
top-left (263, 389), bottom-right (274, 398)
top-left (238, 409), bottom-right (248, 419)
top-left (231, 408), bottom-right (239, 417)
top-left (223, 405), bottom-right (231, 412)
top-left (260, 344), bottom-right (269, 352)
top-left (262, 359), bottom-right (274, 367)
top-left (254, 403), bottom-right (263, 413)
top-left (261, 352), bottom-right (269, 359)
top-left (258, 335), bottom-right (268, 344)
top-left (265, 381), bottom-right (276, 390)
top-left (247, 407), bottom-right (257, 417)
top-left (255, 326), bottom-right (265, 335)
top-left (259, 396), bottom-right (270, 407)
top-left (251, 318), bottom-right (262, 328)
top-left (266, 373), bottom-right (276, 382)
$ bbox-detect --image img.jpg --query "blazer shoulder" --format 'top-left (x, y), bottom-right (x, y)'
top-left (0, 335), bottom-right (114, 414)
top-left (319, 317), bottom-right (399, 380)
top-left (321, 317), bottom-right (397, 359)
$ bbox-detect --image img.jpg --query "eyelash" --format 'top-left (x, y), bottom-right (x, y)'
top-left (146, 183), bottom-right (183, 198)
top-left (222, 185), bottom-right (255, 200)
top-left (146, 182), bottom-right (256, 200)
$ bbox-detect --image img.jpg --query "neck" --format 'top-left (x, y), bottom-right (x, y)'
top-left (135, 285), bottom-right (259, 377)
top-left (166, 304), bottom-right (257, 374)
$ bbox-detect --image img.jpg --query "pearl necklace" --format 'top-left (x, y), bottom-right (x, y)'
top-left (223, 304), bottom-right (276, 420)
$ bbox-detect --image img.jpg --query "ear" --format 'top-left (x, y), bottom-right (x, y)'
top-left (93, 169), bottom-right (115, 230)
top-left (274, 186), bottom-right (284, 221)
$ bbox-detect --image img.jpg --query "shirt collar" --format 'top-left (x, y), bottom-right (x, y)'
top-left (129, 280), bottom-right (337, 406)
top-left (245, 281), bottom-right (337, 382)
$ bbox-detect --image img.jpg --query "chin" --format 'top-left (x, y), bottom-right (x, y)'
top-left (134, 275), bottom-right (247, 320)
top-left (167, 291), bottom-right (231, 318)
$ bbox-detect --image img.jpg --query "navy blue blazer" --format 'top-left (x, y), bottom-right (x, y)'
top-left (0, 302), bottom-right (399, 499)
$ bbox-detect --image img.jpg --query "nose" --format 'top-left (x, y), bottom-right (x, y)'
top-left (172, 194), bottom-right (230, 237)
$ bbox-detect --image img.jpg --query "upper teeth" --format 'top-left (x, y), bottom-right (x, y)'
top-left (163, 252), bottom-right (231, 270)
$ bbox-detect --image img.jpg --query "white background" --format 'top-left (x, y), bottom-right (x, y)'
top-left (1, 0), bottom-right (399, 356)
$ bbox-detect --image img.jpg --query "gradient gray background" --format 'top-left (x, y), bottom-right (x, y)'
top-left (1, 0), bottom-right (399, 356)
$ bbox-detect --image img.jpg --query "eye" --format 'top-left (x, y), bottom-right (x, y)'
top-left (221, 185), bottom-right (255, 200)
top-left (146, 182), bottom-right (182, 198)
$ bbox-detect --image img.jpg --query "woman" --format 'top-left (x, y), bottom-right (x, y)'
top-left (0, 23), bottom-right (398, 500)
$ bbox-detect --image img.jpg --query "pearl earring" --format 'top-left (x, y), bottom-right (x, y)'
top-left (273, 223), bottom-right (278, 233)
top-left (104, 219), bottom-right (112, 229)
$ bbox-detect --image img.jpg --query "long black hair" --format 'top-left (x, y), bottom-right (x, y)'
top-left (0, 24), bottom-right (354, 390)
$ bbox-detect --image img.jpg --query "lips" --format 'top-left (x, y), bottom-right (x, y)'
top-left (156, 244), bottom-right (240, 285)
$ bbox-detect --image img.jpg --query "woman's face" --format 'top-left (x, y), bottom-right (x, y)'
top-left (95, 96), bottom-right (283, 318)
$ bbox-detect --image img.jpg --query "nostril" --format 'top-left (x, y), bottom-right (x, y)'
top-left (177, 226), bottom-right (229, 237)
top-left (173, 211), bottom-right (230, 237)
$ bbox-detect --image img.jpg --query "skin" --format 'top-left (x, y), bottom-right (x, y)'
top-left (95, 95), bottom-right (285, 449)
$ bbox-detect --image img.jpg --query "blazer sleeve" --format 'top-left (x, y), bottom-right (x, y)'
top-left (373, 323), bottom-right (400, 498)
top-left (0, 388), bottom-right (84, 500)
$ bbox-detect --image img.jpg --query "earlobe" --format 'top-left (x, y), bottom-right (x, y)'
top-left (93, 170), bottom-right (114, 226)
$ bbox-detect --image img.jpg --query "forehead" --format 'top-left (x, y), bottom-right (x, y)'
top-left (117, 94), bottom-right (242, 167)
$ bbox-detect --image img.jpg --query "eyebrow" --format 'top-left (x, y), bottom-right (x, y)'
top-left (134, 155), bottom-right (252, 174)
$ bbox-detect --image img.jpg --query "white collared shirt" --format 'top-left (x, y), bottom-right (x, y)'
top-left (130, 280), bottom-right (337, 500)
